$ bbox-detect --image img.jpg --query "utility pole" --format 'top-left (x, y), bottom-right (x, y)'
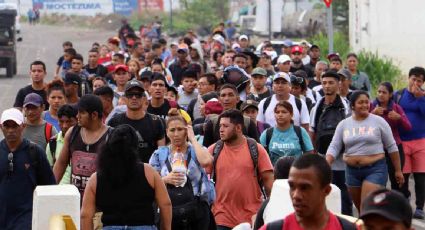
top-left (268, 0), bottom-right (271, 41)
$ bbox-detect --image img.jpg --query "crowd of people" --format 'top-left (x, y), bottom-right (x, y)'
top-left (1, 21), bottom-right (424, 230)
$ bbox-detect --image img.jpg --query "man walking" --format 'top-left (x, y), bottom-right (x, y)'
top-left (0, 108), bottom-right (55, 229)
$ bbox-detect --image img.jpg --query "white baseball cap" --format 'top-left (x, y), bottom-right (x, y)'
top-left (273, 72), bottom-right (291, 83)
top-left (239, 34), bottom-right (249, 41)
top-left (1, 108), bottom-right (24, 125)
top-left (277, 54), bottom-right (291, 64)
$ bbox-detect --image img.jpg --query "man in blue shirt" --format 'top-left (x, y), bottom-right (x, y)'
top-left (0, 108), bottom-right (56, 229)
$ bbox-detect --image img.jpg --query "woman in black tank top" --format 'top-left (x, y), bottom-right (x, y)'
top-left (81, 124), bottom-right (172, 230)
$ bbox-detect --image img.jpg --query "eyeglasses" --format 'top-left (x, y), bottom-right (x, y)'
top-left (8, 152), bottom-right (13, 174)
top-left (290, 75), bottom-right (305, 85)
top-left (125, 92), bottom-right (144, 98)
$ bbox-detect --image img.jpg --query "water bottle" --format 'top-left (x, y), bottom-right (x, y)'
top-left (171, 151), bottom-right (187, 187)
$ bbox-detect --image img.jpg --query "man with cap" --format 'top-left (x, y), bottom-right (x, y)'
top-left (276, 55), bottom-right (291, 74)
top-left (309, 70), bottom-right (352, 216)
top-left (108, 80), bottom-right (165, 163)
top-left (305, 44), bottom-right (321, 72)
top-left (338, 68), bottom-right (353, 100)
top-left (54, 94), bottom-right (111, 200)
top-left (64, 72), bottom-right (81, 104)
top-left (238, 35), bottom-right (251, 50)
top-left (14, 60), bottom-right (49, 110)
top-left (257, 72), bottom-right (310, 130)
top-left (113, 64), bottom-right (131, 106)
top-left (328, 53), bottom-right (343, 71)
top-left (0, 108), bottom-right (55, 229)
top-left (248, 67), bottom-right (272, 102)
top-left (169, 43), bottom-right (190, 87)
top-left (241, 99), bottom-right (270, 137)
top-left (281, 39), bottom-right (293, 56)
top-left (360, 188), bottom-right (413, 230)
top-left (290, 46), bottom-right (314, 80)
top-left (22, 93), bottom-right (58, 150)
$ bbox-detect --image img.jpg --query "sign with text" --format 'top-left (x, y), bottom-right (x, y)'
top-left (31, 0), bottom-right (113, 15)
top-left (113, 0), bottom-right (138, 16)
top-left (138, 0), bottom-right (163, 12)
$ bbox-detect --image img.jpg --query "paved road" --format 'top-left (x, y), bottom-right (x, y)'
top-left (0, 23), bottom-right (424, 229)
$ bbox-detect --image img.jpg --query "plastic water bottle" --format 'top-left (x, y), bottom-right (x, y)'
top-left (171, 151), bottom-right (187, 187)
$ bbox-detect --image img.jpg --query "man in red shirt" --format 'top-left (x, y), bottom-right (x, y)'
top-left (207, 109), bottom-right (274, 229)
top-left (260, 154), bottom-right (356, 230)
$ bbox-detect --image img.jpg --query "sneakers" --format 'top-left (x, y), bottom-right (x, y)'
top-left (413, 208), bottom-right (425, 219)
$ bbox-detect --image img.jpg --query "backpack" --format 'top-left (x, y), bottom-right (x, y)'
top-left (209, 114), bottom-right (252, 136)
top-left (28, 142), bottom-right (42, 185)
top-left (394, 89), bottom-right (405, 104)
top-left (262, 96), bottom-right (302, 115)
top-left (44, 122), bottom-right (53, 144)
top-left (264, 126), bottom-right (305, 153)
top-left (314, 98), bottom-right (346, 154)
top-left (48, 135), bottom-right (58, 165)
top-left (163, 151), bottom-right (204, 226)
top-left (265, 215), bottom-right (357, 230)
top-left (212, 137), bottom-right (267, 199)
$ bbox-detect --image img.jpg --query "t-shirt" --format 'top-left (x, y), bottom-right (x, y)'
top-left (177, 87), bottom-right (198, 110)
top-left (327, 114), bottom-right (398, 159)
top-left (147, 99), bottom-right (173, 120)
top-left (108, 113), bottom-right (165, 163)
top-left (84, 64), bottom-right (108, 77)
top-left (247, 88), bottom-right (273, 102)
top-left (207, 139), bottom-right (273, 228)
top-left (13, 85), bottom-right (49, 109)
top-left (43, 111), bottom-right (60, 132)
top-left (57, 55), bottom-right (64, 66)
top-left (260, 125), bottom-right (313, 165)
top-left (257, 94), bottom-right (310, 127)
top-left (23, 121), bottom-right (58, 150)
top-left (259, 212), bottom-right (342, 230)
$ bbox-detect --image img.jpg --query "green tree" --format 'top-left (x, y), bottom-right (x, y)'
top-left (332, 0), bottom-right (349, 36)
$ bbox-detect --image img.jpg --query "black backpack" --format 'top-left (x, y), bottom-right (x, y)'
top-left (212, 138), bottom-right (267, 199)
top-left (48, 135), bottom-right (58, 165)
top-left (263, 126), bottom-right (305, 153)
top-left (164, 152), bottom-right (204, 226)
top-left (263, 96), bottom-right (302, 115)
top-left (314, 99), bottom-right (346, 154)
top-left (265, 215), bottom-right (357, 230)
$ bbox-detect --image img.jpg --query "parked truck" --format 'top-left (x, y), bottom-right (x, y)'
top-left (0, 8), bottom-right (18, 78)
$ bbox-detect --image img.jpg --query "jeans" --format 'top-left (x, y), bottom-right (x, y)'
top-left (103, 226), bottom-right (157, 230)
top-left (346, 159), bottom-right (388, 187)
top-left (385, 144), bottom-right (405, 191)
top-left (332, 170), bottom-right (353, 216)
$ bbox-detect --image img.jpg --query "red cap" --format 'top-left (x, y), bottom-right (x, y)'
top-left (291, 45), bottom-right (303, 54)
top-left (114, 64), bottom-right (129, 72)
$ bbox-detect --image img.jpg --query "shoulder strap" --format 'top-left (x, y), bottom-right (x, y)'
top-left (265, 127), bottom-right (274, 152)
top-left (266, 219), bottom-right (284, 230)
top-left (262, 96), bottom-right (273, 115)
top-left (49, 136), bottom-right (58, 165)
top-left (210, 115), bottom-right (219, 137)
top-left (68, 125), bottom-right (81, 165)
top-left (28, 142), bottom-right (42, 185)
top-left (44, 122), bottom-right (53, 143)
top-left (336, 216), bottom-right (356, 230)
top-left (211, 140), bottom-right (224, 183)
top-left (293, 126), bottom-right (305, 152)
top-left (243, 116), bottom-right (251, 133)
top-left (294, 97), bottom-right (302, 114)
top-left (396, 89), bottom-right (404, 104)
top-left (247, 138), bottom-right (267, 199)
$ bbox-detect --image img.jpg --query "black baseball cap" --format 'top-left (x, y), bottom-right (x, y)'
top-left (140, 70), bottom-right (153, 81)
top-left (360, 188), bottom-right (412, 227)
top-left (64, 72), bottom-right (81, 85)
top-left (125, 80), bottom-right (145, 93)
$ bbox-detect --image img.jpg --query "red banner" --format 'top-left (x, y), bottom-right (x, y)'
top-left (138, 0), bottom-right (164, 12)
top-left (324, 0), bottom-right (332, 8)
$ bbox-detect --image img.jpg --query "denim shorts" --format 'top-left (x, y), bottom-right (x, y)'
top-left (103, 226), bottom-right (157, 230)
top-left (346, 158), bottom-right (388, 187)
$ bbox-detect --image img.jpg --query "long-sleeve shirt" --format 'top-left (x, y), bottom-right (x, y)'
top-left (351, 71), bottom-right (371, 92)
top-left (396, 88), bottom-right (425, 141)
top-left (327, 114), bottom-right (398, 159)
top-left (370, 100), bottom-right (412, 145)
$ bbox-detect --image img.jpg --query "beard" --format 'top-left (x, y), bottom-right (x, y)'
top-left (221, 130), bottom-right (238, 143)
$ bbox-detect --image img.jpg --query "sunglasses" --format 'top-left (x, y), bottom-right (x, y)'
top-left (8, 152), bottom-right (13, 175)
top-left (125, 92), bottom-right (145, 98)
top-left (290, 75), bottom-right (305, 85)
